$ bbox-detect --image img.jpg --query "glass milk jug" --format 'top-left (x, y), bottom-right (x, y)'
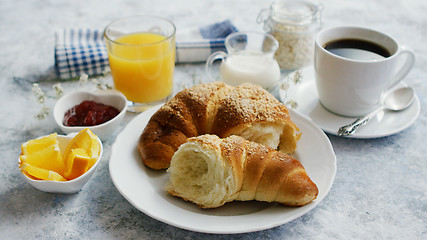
top-left (206, 31), bottom-right (281, 91)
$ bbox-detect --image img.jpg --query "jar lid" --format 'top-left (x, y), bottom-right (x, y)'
top-left (270, 0), bottom-right (321, 25)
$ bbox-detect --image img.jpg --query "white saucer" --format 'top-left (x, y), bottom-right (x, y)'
top-left (280, 66), bottom-right (420, 138)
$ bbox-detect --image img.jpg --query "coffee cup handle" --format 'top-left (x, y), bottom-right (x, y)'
top-left (205, 51), bottom-right (228, 81)
top-left (388, 46), bottom-right (415, 89)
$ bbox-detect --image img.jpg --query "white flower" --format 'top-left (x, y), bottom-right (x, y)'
top-left (79, 73), bottom-right (89, 85)
top-left (291, 70), bottom-right (302, 84)
top-left (52, 83), bottom-right (64, 99)
top-left (102, 67), bottom-right (111, 76)
top-left (32, 83), bottom-right (46, 104)
top-left (92, 78), bottom-right (112, 90)
top-left (35, 106), bottom-right (50, 120)
top-left (286, 100), bottom-right (298, 109)
top-left (281, 81), bottom-right (290, 91)
top-left (280, 70), bottom-right (304, 109)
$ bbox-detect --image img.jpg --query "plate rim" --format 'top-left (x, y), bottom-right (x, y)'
top-left (109, 104), bottom-right (337, 234)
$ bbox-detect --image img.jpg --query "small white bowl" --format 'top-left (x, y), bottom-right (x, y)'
top-left (54, 90), bottom-right (127, 140)
top-left (20, 133), bottom-right (103, 194)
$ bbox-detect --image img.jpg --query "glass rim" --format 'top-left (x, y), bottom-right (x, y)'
top-left (270, 0), bottom-right (322, 25)
top-left (103, 15), bottom-right (176, 47)
top-left (225, 31), bottom-right (279, 54)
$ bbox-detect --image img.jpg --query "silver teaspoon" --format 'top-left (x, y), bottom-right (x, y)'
top-left (337, 87), bottom-right (415, 137)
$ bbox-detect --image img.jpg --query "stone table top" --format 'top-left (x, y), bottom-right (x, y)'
top-left (1, 0), bottom-right (426, 239)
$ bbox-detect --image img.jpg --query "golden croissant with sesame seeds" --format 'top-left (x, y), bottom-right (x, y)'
top-left (138, 81), bottom-right (300, 170)
top-left (165, 134), bottom-right (317, 208)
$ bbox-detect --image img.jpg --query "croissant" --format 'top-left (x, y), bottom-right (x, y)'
top-left (138, 82), bottom-right (300, 170)
top-left (165, 134), bottom-right (318, 208)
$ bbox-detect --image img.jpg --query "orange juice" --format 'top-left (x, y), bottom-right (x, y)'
top-left (107, 32), bottom-right (175, 103)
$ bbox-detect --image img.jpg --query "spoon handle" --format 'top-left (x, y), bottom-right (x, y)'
top-left (337, 107), bottom-right (383, 137)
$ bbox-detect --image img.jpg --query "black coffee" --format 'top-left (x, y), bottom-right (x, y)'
top-left (324, 39), bottom-right (391, 60)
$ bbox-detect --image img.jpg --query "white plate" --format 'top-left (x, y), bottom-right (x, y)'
top-left (280, 66), bottom-right (421, 138)
top-left (109, 104), bottom-right (336, 234)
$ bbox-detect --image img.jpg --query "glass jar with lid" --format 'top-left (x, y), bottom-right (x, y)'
top-left (258, 0), bottom-right (322, 71)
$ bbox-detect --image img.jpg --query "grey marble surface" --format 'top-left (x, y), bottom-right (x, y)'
top-left (1, 0), bottom-right (426, 239)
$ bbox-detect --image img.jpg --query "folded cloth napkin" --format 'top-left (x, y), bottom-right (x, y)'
top-left (54, 20), bottom-right (238, 79)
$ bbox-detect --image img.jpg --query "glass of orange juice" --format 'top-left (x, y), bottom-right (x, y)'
top-left (104, 15), bottom-right (176, 112)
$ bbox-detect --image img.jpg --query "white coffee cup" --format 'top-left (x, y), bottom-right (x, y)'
top-left (314, 26), bottom-right (415, 117)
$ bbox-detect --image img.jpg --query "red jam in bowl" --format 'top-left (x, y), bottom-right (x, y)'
top-left (63, 100), bottom-right (120, 126)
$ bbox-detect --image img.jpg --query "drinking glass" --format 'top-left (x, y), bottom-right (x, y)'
top-left (104, 15), bottom-right (176, 112)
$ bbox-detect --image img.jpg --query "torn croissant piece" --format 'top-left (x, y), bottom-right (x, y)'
top-left (138, 81), bottom-right (301, 170)
top-left (165, 135), bottom-right (318, 209)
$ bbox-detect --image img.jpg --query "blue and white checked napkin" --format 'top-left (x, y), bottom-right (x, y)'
top-left (54, 20), bottom-right (238, 79)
